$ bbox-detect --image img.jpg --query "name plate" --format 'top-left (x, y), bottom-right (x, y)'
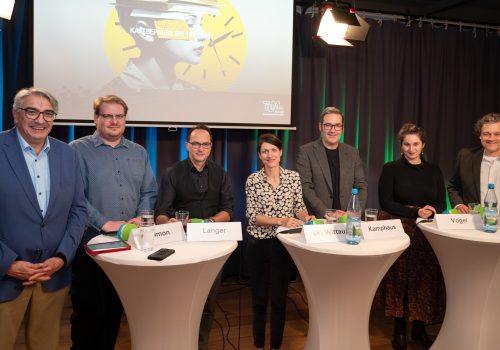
top-left (361, 219), bottom-right (405, 240)
top-left (435, 214), bottom-right (482, 230)
top-left (129, 222), bottom-right (185, 249)
top-left (187, 222), bottom-right (243, 242)
top-left (303, 223), bottom-right (346, 243)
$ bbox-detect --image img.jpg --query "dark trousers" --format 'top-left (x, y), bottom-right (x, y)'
top-left (199, 270), bottom-right (222, 350)
top-left (70, 245), bottom-right (123, 350)
top-left (246, 236), bottom-right (292, 349)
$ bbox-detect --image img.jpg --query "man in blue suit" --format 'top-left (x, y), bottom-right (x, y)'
top-left (0, 87), bottom-right (87, 349)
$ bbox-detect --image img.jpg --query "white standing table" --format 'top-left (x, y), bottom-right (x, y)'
top-left (89, 238), bottom-right (237, 350)
top-left (419, 222), bottom-right (500, 350)
top-left (278, 233), bottom-right (409, 350)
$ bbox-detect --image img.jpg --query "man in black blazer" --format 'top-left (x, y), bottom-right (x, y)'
top-left (448, 112), bottom-right (500, 213)
top-left (296, 107), bottom-right (368, 218)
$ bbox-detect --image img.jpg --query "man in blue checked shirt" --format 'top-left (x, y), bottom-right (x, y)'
top-left (69, 95), bottom-right (157, 350)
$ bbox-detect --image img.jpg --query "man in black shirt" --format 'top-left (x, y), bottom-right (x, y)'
top-left (296, 107), bottom-right (368, 218)
top-left (155, 123), bottom-right (233, 350)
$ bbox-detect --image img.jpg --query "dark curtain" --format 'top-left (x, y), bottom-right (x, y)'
top-left (2, 2), bottom-right (500, 275)
top-left (290, 14), bottom-right (500, 210)
top-left (1, 0), bottom-right (32, 130)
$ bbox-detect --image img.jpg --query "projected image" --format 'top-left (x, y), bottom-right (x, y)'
top-left (105, 0), bottom-right (247, 91)
top-left (34, 0), bottom-right (293, 126)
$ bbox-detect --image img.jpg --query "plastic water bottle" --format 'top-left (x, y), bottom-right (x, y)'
top-left (346, 188), bottom-right (362, 244)
top-left (483, 183), bottom-right (498, 233)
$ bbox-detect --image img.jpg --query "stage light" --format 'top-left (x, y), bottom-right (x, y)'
top-left (0, 0), bottom-right (15, 20)
top-left (317, 7), bottom-right (352, 46)
top-left (317, 2), bottom-right (370, 46)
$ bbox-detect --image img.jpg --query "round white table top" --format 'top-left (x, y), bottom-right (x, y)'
top-left (88, 235), bottom-right (237, 267)
top-left (418, 221), bottom-right (500, 244)
top-left (277, 233), bottom-right (409, 257)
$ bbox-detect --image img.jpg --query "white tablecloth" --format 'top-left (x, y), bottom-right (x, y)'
top-left (278, 233), bottom-right (409, 350)
top-left (419, 222), bottom-right (500, 350)
top-left (90, 237), bottom-right (237, 350)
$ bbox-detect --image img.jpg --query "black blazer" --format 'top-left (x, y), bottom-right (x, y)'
top-left (296, 138), bottom-right (368, 217)
top-left (447, 146), bottom-right (483, 207)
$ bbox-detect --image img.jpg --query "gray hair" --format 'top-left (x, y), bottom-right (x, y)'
top-left (13, 87), bottom-right (59, 113)
top-left (474, 113), bottom-right (500, 136)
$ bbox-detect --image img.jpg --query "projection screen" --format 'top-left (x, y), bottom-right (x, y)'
top-left (33, 0), bottom-right (294, 128)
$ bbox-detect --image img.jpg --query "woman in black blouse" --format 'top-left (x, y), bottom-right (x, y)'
top-left (245, 134), bottom-right (313, 350)
top-left (378, 124), bottom-right (446, 350)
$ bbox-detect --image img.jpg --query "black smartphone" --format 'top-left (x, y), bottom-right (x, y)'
top-left (279, 227), bottom-right (303, 234)
top-left (147, 248), bottom-right (175, 261)
top-left (100, 230), bottom-right (118, 237)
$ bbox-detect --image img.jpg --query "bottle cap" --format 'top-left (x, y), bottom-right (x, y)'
top-left (351, 188), bottom-right (359, 195)
top-left (488, 183), bottom-right (495, 189)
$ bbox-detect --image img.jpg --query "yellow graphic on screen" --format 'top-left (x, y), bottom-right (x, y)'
top-left (103, 9), bottom-right (140, 76)
top-left (103, 0), bottom-right (247, 91)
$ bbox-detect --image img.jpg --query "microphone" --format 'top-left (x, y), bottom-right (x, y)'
top-left (117, 223), bottom-right (137, 241)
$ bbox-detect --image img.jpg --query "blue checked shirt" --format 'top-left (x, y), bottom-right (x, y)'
top-left (70, 132), bottom-right (157, 230)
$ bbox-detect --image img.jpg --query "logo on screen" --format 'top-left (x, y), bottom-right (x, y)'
top-left (262, 100), bottom-right (284, 116)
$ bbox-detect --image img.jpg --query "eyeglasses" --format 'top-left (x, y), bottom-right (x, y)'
top-left (18, 107), bottom-right (57, 121)
top-left (322, 123), bottom-right (343, 131)
top-left (188, 141), bottom-right (212, 149)
top-left (99, 114), bottom-right (126, 122)
top-left (481, 132), bottom-right (500, 138)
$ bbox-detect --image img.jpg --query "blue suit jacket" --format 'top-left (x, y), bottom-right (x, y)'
top-left (0, 128), bottom-right (87, 302)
